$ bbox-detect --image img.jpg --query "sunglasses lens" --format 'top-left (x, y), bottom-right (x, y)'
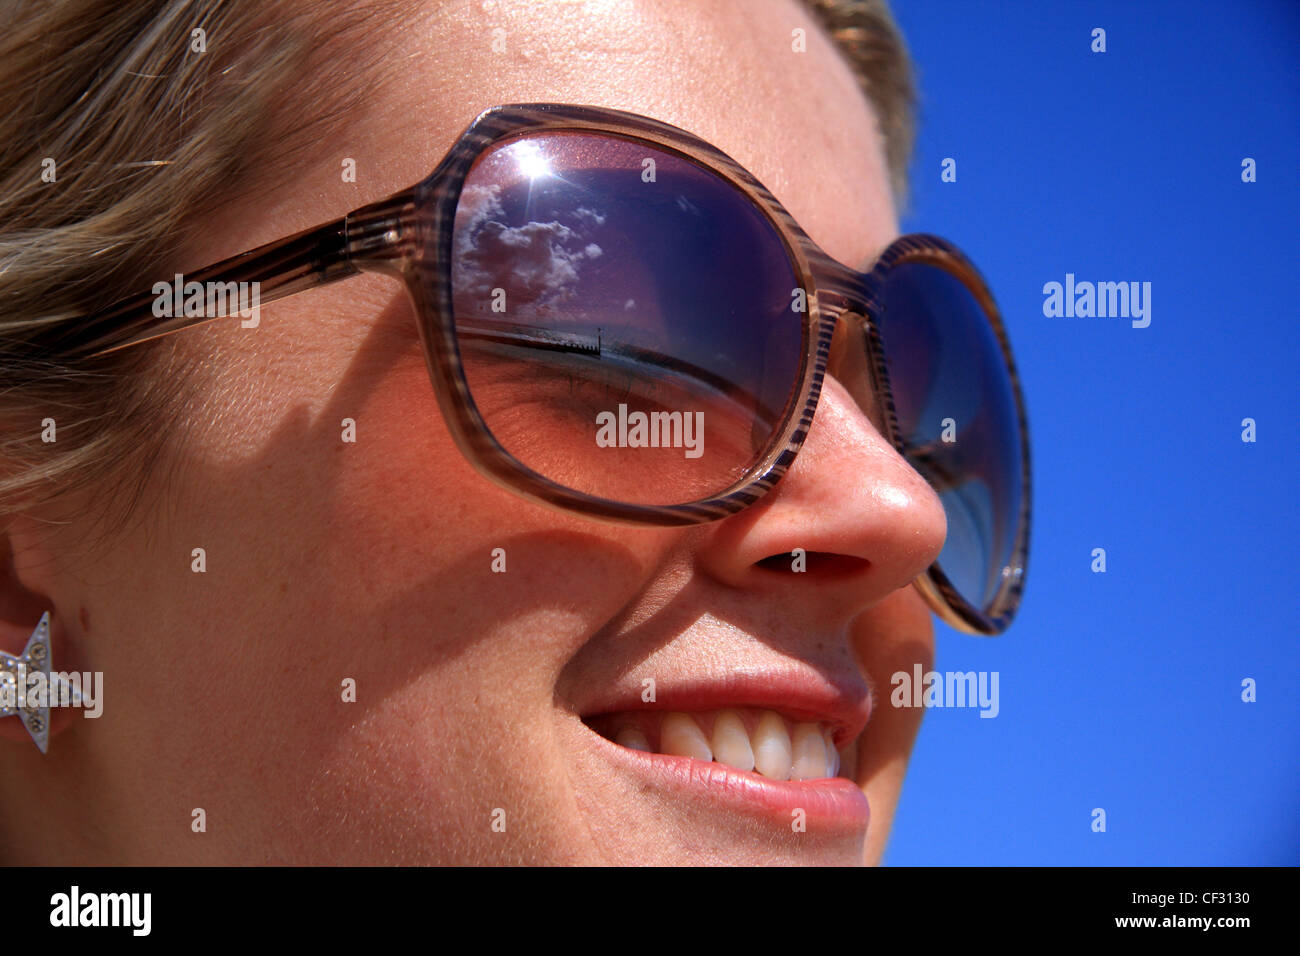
top-left (450, 131), bottom-right (803, 506)
top-left (874, 260), bottom-right (1025, 616)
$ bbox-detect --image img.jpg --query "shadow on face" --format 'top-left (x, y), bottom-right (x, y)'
top-left (0, 0), bottom-right (940, 866)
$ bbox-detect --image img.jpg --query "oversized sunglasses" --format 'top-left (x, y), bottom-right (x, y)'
top-left (63, 103), bottom-right (1031, 635)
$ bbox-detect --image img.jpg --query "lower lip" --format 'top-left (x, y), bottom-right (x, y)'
top-left (591, 731), bottom-right (870, 833)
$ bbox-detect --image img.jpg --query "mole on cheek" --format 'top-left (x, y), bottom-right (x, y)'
top-left (79, 605), bottom-right (90, 634)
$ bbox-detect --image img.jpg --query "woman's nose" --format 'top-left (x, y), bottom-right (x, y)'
top-left (696, 356), bottom-right (948, 626)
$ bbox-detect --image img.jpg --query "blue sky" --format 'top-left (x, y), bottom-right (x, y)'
top-left (882, 0), bottom-right (1299, 865)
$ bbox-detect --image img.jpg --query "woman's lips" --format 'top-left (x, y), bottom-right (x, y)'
top-left (576, 669), bottom-right (874, 749)
top-left (574, 671), bottom-right (874, 831)
top-left (583, 723), bottom-right (871, 830)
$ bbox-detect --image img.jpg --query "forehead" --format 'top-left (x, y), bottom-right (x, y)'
top-left (356, 0), bottom-right (897, 270)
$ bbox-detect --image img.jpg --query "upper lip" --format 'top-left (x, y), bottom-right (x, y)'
top-left (574, 664), bottom-right (873, 751)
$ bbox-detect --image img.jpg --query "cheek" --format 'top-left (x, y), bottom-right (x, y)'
top-left (287, 347), bottom-right (676, 859)
top-left (142, 303), bottom-right (674, 859)
top-left (849, 586), bottom-right (935, 864)
top-left (320, 322), bottom-right (657, 643)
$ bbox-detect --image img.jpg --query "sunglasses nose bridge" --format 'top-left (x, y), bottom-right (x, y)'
top-left (820, 305), bottom-right (892, 442)
top-left (810, 254), bottom-right (875, 335)
top-left (802, 254), bottom-right (878, 412)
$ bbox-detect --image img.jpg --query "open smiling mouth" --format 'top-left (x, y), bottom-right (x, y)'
top-left (578, 697), bottom-right (871, 831)
top-left (584, 708), bottom-right (843, 780)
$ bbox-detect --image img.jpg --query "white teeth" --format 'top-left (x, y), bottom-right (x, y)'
top-left (710, 710), bottom-right (755, 773)
top-left (824, 730), bottom-right (841, 777)
top-left (615, 727), bottom-right (651, 752)
top-left (790, 722), bottom-right (829, 780)
top-left (661, 712), bottom-right (713, 762)
top-left (605, 708), bottom-right (840, 781)
top-left (752, 710), bottom-right (793, 780)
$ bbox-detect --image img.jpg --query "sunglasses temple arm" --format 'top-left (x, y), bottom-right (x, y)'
top-left (61, 190), bottom-right (415, 360)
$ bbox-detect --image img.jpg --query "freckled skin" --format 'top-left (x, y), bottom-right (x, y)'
top-left (0, 0), bottom-right (944, 864)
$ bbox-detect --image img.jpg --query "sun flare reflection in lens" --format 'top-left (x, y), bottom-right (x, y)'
top-left (513, 140), bottom-right (551, 180)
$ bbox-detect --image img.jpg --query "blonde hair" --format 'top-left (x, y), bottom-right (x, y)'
top-left (0, 0), bottom-right (913, 528)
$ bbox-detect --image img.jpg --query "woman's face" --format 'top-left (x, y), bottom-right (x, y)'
top-left (9, 0), bottom-right (945, 864)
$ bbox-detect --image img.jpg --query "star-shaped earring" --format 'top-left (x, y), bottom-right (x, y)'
top-left (0, 612), bottom-right (82, 754)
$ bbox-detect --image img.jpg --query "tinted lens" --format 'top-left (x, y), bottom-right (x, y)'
top-left (450, 131), bottom-right (804, 506)
top-left (874, 261), bottom-right (1025, 614)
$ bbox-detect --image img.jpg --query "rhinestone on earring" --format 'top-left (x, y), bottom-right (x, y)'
top-left (0, 612), bottom-right (82, 754)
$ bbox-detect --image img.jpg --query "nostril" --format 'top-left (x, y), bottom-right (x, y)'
top-left (755, 551), bottom-right (871, 577)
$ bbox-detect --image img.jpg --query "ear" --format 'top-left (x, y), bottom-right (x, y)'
top-left (0, 516), bottom-right (84, 752)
